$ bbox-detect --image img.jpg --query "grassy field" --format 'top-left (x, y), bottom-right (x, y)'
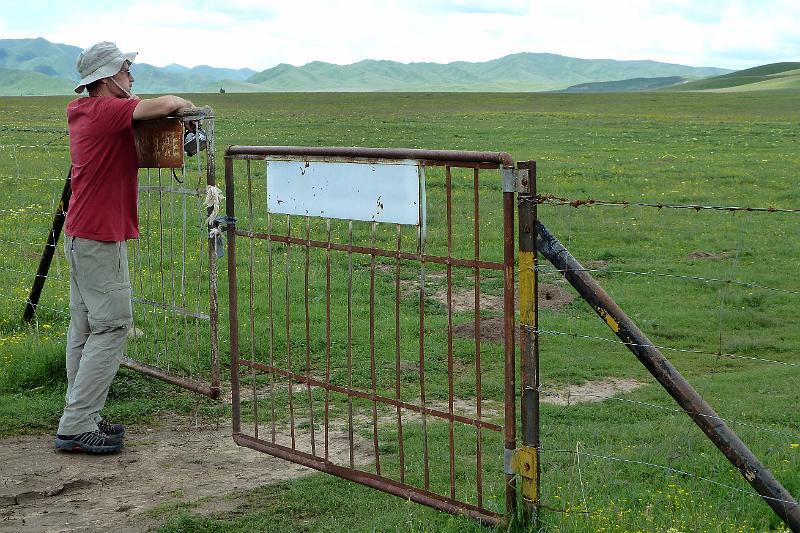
top-left (0, 90), bottom-right (799, 532)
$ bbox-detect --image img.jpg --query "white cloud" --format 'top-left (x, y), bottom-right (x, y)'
top-left (2, 0), bottom-right (799, 70)
top-left (417, 0), bottom-right (530, 16)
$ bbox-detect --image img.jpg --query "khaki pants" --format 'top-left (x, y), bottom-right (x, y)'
top-left (57, 236), bottom-right (132, 436)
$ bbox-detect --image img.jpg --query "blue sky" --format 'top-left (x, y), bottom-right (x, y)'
top-left (1, 0), bottom-right (797, 71)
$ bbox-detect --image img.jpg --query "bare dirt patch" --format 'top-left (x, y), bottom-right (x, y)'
top-left (452, 316), bottom-right (505, 343)
top-left (688, 251), bottom-right (728, 260)
top-left (0, 416), bottom-right (372, 532)
top-left (451, 284), bottom-right (576, 344)
top-left (398, 272), bottom-right (447, 300)
top-left (434, 283), bottom-right (575, 314)
top-left (442, 289), bottom-right (505, 314)
top-left (541, 378), bottom-right (646, 405)
top-left (534, 284), bottom-right (576, 311)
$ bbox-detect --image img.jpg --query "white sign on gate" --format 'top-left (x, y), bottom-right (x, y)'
top-left (266, 159), bottom-right (425, 226)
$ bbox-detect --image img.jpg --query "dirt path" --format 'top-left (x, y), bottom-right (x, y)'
top-left (0, 417), bottom-right (372, 532)
top-left (1, 378), bottom-right (644, 532)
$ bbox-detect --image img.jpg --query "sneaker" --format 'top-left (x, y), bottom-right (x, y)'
top-left (97, 419), bottom-right (125, 437)
top-left (54, 431), bottom-right (124, 453)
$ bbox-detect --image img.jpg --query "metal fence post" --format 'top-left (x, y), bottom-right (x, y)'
top-left (23, 168), bottom-right (70, 323)
top-left (224, 154), bottom-right (241, 435)
top-left (517, 161), bottom-right (540, 526)
top-left (204, 114), bottom-right (221, 399)
top-left (502, 166), bottom-right (518, 519)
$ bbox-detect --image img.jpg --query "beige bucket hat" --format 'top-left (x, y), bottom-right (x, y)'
top-left (74, 41), bottom-right (137, 93)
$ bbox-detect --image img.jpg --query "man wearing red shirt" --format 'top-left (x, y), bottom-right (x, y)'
top-left (55, 42), bottom-right (195, 453)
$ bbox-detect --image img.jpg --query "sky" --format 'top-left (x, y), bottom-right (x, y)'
top-left (1, 0), bottom-right (798, 72)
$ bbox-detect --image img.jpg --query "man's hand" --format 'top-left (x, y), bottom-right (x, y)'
top-left (132, 96), bottom-right (195, 121)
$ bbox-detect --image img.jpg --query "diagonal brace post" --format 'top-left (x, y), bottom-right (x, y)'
top-left (534, 220), bottom-right (800, 531)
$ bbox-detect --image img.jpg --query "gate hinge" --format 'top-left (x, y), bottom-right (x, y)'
top-left (504, 446), bottom-right (539, 501)
top-left (502, 168), bottom-right (531, 193)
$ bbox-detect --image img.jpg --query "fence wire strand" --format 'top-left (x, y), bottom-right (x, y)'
top-left (608, 397), bottom-right (800, 440)
top-left (536, 266), bottom-right (800, 296)
top-left (534, 193), bottom-right (800, 214)
top-left (543, 447), bottom-right (798, 506)
top-left (537, 328), bottom-right (800, 368)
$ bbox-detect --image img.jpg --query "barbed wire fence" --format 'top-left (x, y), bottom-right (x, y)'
top-left (530, 191), bottom-right (799, 531)
top-left (0, 128), bottom-right (71, 334)
top-left (1, 122), bottom-right (798, 529)
top-left (0, 117), bottom-right (221, 397)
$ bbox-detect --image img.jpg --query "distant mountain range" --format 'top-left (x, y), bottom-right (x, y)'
top-left (2, 37), bottom-right (794, 96)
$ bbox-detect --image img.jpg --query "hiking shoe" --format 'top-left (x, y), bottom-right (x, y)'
top-left (54, 431), bottom-right (124, 453)
top-left (97, 418), bottom-right (125, 437)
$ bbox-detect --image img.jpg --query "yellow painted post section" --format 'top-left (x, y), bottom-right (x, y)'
top-left (519, 251), bottom-right (535, 327)
top-left (596, 306), bottom-right (620, 333)
top-left (512, 446), bottom-right (539, 502)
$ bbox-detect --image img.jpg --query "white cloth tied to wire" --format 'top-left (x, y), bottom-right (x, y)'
top-left (204, 185), bottom-right (225, 229)
top-left (204, 185), bottom-right (226, 257)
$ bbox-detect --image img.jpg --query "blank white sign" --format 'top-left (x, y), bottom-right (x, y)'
top-left (266, 159), bottom-right (424, 226)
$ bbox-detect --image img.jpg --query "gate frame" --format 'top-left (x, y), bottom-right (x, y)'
top-left (23, 107), bottom-right (221, 399)
top-left (223, 145), bottom-right (540, 526)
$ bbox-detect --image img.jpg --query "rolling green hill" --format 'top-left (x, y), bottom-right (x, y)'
top-left (246, 53), bottom-right (729, 92)
top-left (0, 38), bottom-right (257, 95)
top-left (0, 67), bottom-right (75, 95)
top-left (666, 62), bottom-right (800, 92)
top-left (0, 37), bottom-right (82, 80)
top-left (557, 76), bottom-right (686, 93)
top-left (0, 37), bottom-right (733, 95)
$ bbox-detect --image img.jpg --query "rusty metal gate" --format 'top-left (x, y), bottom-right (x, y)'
top-left (223, 146), bottom-right (538, 525)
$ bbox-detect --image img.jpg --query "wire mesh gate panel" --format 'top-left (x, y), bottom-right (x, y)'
top-left (9, 108), bottom-right (220, 398)
top-left (224, 146), bottom-right (521, 524)
top-left (125, 109), bottom-right (221, 397)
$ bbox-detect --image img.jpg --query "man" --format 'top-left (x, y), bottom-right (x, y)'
top-left (55, 42), bottom-right (195, 453)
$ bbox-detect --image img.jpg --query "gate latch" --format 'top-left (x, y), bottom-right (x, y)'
top-left (209, 215), bottom-right (235, 259)
top-left (213, 215), bottom-right (237, 231)
top-left (502, 168), bottom-right (531, 193)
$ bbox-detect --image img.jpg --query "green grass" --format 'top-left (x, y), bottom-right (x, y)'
top-left (1, 91), bottom-right (799, 532)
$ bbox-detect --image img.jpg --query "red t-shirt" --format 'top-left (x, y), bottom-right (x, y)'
top-left (65, 96), bottom-right (140, 241)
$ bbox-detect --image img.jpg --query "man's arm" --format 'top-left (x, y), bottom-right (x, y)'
top-left (132, 95), bottom-right (195, 121)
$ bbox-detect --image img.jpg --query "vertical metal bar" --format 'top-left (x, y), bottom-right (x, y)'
top-left (305, 216), bottom-right (316, 456)
top-left (286, 215), bottom-right (296, 449)
top-left (502, 170), bottom-right (517, 517)
top-left (445, 166), bottom-right (456, 500)
top-left (369, 222), bottom-right (381, 475)
top-left (158, 169), bottom-right (167, 359)
top-left (205, 115), bottom-right (220, 397)
top-left (248, 160), bottom-right (258, 439)
top-left (180, 190), bottom-right (188, 372)
top-left (134, 234), bottom-right (145, 339)
top-left (325, 219), bottom-right (332, 461)
top-left (146, 169), bottom-right (156, 345)
top-left (347, 220), bottom-right (355, 468)
top-left (268, 212), bottom-right (277, 442)
top-left (225, 156), bottom-right (241, 435)
top-left (473, 167), bottom-right (483, 508)
top-left (419, 219), bottom-right (430, 491)
top-left (130, 224), bottom-right (141, 363)
top-left (193, 181), bottom-right (204, 379)
top-left (517, 161), bottom-right (539, 524)
top-left (168, 170), bottom-right (177, 371)
top-left (395, 223), bottom-right (405, 484)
